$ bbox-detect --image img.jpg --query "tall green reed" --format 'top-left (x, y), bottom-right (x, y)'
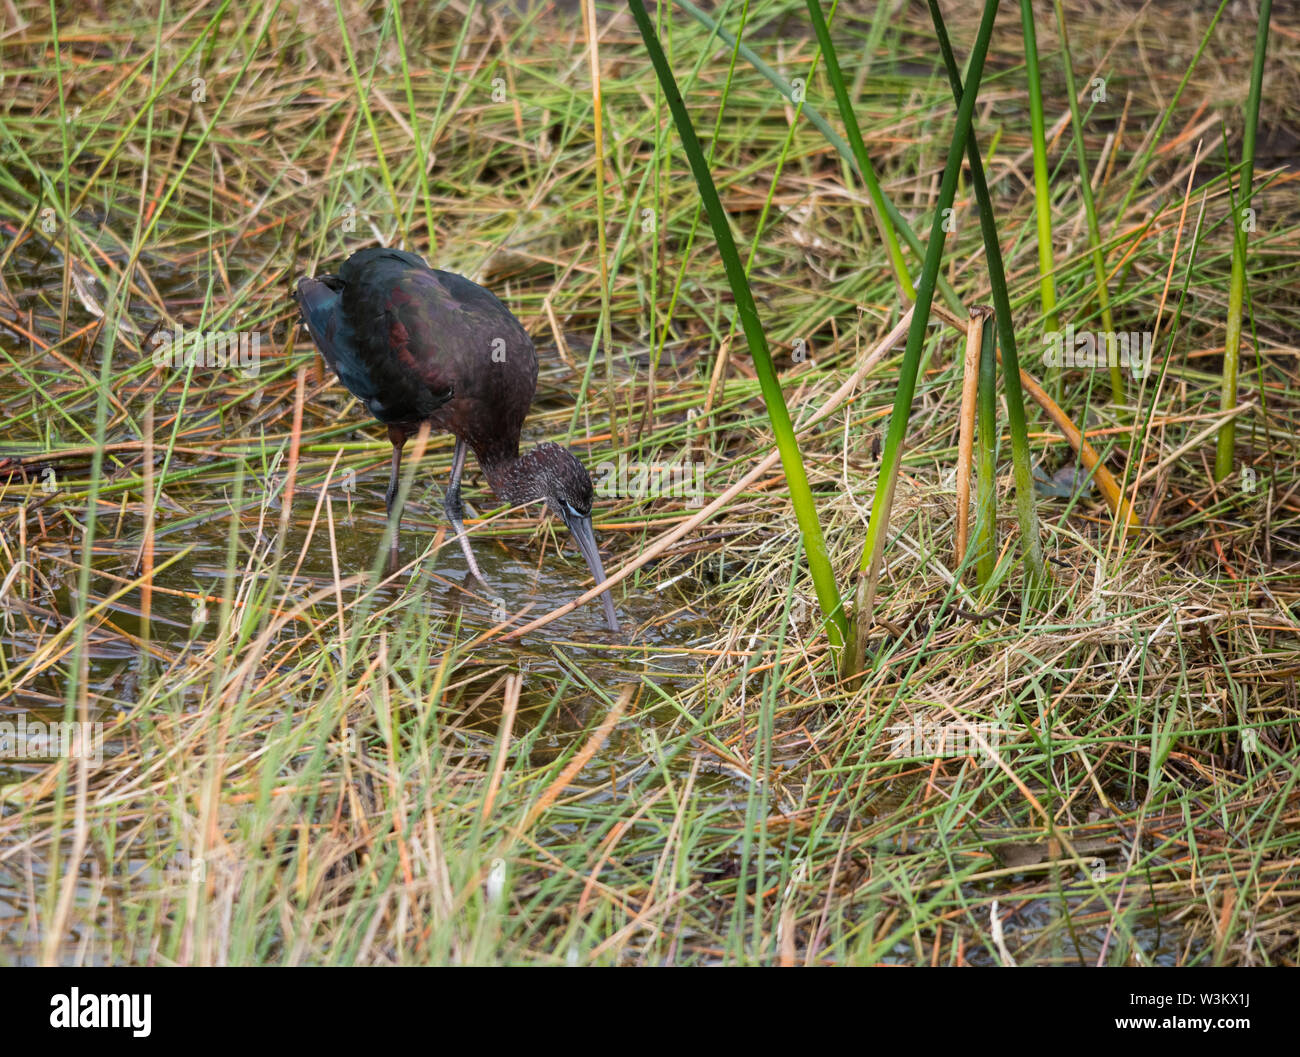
top-left (1215, 0), bottom-right (1271, 482)
top-left (1018, 0), bottom-right (1060, 397)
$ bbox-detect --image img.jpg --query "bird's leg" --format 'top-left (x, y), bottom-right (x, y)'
top-left (445, 437), bottom-right (487, 583)
top-left (384, 425), bottom-right (407, 572)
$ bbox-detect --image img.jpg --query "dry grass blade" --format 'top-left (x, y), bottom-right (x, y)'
top-left (956, 306), bottom-right (991, 569)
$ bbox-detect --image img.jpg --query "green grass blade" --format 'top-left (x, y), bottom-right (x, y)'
top-left (1215, 0), bottom-right (1272, 481)
top-left (1018, 0), bottom-right (1059, 392)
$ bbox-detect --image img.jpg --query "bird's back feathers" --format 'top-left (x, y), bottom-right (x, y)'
top-left (294, 248), bottom-right (538, 464)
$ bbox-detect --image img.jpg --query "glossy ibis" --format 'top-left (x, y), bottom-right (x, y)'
top-left (294, 247), bottom-right (619, 632)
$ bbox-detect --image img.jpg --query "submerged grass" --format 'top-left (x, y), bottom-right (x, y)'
top-left (0, 0), bottom-right (1298, 965)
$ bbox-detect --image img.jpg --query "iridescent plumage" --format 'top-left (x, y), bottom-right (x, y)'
top-left (296, 248), bottom-right (618, 631)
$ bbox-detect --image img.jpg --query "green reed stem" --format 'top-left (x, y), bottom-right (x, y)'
top-left (1215, 0), bottom-right (1271, 482)
top-left (675, 0), bottom-right (965, 318)
top-left (1019, 0), bottom-right (1060, 395)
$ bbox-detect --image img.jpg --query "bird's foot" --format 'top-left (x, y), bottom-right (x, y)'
top-left (384, 536), bottom-right (403, 577)
top-left (445, 489), bottom-right (490, 586)
top-left (453, 525), bottom-right (489, 586)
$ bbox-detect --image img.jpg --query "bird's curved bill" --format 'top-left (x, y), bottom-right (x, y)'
top-left (564, 513), bottom-right (620, 633)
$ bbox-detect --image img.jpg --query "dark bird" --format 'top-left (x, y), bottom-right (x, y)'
top-left (294, 247), bottom-right (619, 632)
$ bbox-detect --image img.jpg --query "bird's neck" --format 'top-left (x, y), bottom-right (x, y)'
top-left (482, 448), bottom-right (545, 506)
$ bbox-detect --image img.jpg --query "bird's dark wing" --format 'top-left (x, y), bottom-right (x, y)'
top-left (294, 274), bottom-right (344, 371)
top-left (296, 251), bottom-right (453, 425)
top-left (340, 251), bottom-right (536, 428)
top-left (337, 252), bottom-right (460, 424)
top-left (299, 248), bottom-right (537, 459)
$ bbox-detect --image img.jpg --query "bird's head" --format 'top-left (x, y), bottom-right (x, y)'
top-left (523, 442), bottom-right (619, 633)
